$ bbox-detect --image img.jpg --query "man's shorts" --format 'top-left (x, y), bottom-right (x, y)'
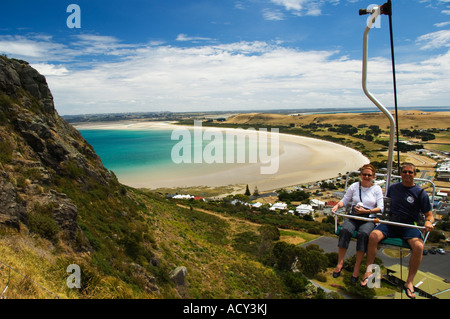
top-left (375, 223), bottom-right (424, 241)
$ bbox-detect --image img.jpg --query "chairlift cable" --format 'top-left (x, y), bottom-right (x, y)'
top-left (0, 260), bottom-right (60, 299)
top-left (384, 0), bottom-right (404, 294)
top-left (385, 0), bottom-right (401, 173)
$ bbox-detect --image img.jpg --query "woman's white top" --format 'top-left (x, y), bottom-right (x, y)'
top-left (341, 182), bottom-right (384, 218)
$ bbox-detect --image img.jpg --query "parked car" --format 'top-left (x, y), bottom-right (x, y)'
top-left (429, 249), bottom-right (436, 254)
top-left (437, 248), bottom-right (445, 255)
top-left (423, 249), bottom-right (428, 255)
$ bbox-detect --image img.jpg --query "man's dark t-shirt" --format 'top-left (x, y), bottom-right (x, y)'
top-left (387, 183), bottom-right (431, 224)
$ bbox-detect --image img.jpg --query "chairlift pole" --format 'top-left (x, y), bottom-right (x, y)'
top-left (360, 3), bottom-right (396, 195)
top-left (385, 0), bottom-right (402, 174)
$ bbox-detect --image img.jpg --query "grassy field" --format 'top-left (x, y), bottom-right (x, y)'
top-left (223, 110), bottom-right (450, 130)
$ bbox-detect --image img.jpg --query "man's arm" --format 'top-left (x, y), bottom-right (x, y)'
top-left (424, 211), bottom-right (434, 232)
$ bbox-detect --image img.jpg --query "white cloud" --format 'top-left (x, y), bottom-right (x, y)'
top-left (0, 35), bottom-right (70, 60)
top-left (176, 34), bottom-right (215, 42)
top-left (262, 8), bottom-right (285, 21)
top-left (270, 0), bottom-right (306, 12)
top-left (435, 21), bottom-right (450, 27)
top-left (31, 63), bottom-right (69, 76)
top-left (417, 30), bottom-right (450, 50)
top-left (1, 33), bottom-right (449, 115)
top-left (269, 0), bottom-right (328, 16)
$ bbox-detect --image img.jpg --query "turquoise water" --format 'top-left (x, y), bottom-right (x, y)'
top-left (78, 127), bottom-right (262, 187)
top-left (79, 129), bottom-right (176, 174)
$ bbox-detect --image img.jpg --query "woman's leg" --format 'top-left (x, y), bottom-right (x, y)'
top-left (354, 222), bottom-right (376, 277)
top-left (335, 219), bottom-right (356, 274)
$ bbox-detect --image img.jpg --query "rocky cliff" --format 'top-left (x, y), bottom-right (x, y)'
top-left (0, 56), bottom-right (115, 242)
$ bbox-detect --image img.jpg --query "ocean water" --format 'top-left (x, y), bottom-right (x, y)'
top-left (78, 127), bottom-right (264, 187)
top-left (80, 129), bottom-right (176, 174)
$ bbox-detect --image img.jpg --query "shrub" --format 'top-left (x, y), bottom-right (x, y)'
top-left (28, 204), bottom-right (60, 243)
top-left (0, 139), bottom-right (13, 163)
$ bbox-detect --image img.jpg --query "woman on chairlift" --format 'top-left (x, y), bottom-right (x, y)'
top-left (331, 164), bottom-right (384, 283)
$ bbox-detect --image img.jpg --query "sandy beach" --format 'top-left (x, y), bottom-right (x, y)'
top-left (74, 121), bottom-right (369, 191)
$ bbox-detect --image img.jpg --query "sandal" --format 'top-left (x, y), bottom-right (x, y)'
top-left (332, 269), bottom-right (342, 278)
top-left (360, 276), bottom-right (370, 287)
top-left (404, 285), bottom-right (416, 299)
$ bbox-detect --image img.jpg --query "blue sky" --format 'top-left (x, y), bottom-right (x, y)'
top-left (1, 0), bottom-right (449, 115)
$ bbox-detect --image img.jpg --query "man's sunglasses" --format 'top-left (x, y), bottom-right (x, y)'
top-left (402, 170), bottom-right (415, 175)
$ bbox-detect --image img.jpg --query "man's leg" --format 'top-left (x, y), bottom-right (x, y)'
top-left (404, 237), bottom-right (424, 298)
top-left (360, 229), bottom-right (385, 286)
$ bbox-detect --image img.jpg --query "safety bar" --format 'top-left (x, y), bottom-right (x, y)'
top-left (361, 5), bottom-right (397, 194)
top-left (333, 211), bottom-right (427, 232)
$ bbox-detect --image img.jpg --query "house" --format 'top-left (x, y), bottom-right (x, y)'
top-left (270, 202), bottom-right (288, 211)
top-left (436, 162), bottom-right (450, 181)
top-left (296, 204), bottom-right (314, 216)
top-left (326, 201), bottom-right (339, 207)
top-left (252, 202), bottom-right (263, 208)
top-left (172, 194), bottom-right (193, 199)
top-left (231, 199), bottom-right (249, 206)
top-left (310, 199), bottom-right (325, 210)
top-left (436, 191), bottom-right (448, 201)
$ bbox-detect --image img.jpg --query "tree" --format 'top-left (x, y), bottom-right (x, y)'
top-left (253, 186), bottom-right (259, 197)
top-left (259, 225), bottom-right (280, 241)
top-left (298, 245), bottom-right (328, 278)
top-left (244, 184), bottom-right (251, 196)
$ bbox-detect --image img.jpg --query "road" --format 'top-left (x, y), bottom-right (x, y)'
top-left (302, 236), bottom-right (450, 281)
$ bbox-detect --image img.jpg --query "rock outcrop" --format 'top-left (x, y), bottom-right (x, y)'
top-left (0, 56), bottom-right (115, 243)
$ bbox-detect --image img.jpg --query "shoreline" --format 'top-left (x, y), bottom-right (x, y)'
top-left (74, 120), bottom-right (369, 192)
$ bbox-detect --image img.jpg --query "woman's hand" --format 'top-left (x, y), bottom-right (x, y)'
top-left (331, 203), bottom-right (340, 214)
top-left (354, 205), bottom-right (370, 215)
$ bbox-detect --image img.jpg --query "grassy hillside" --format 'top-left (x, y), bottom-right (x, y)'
top-left (0, 184), bottom-right (301, 299)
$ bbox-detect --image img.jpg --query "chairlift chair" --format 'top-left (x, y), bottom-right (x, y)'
top-left (334, 171), bottom-right (436, 249)
top-left (333, 2), bottom-right (437, 250)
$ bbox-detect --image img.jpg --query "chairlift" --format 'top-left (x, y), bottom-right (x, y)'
top-left (332, 1), bottom-right (437, 248)
top-left (332, 2), bottom-right (438, 298)
top-left (334, 171), bottom-right (436, 248)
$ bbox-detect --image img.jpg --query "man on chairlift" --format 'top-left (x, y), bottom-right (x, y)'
top-left (360, 163), bottom-right (435, 299)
